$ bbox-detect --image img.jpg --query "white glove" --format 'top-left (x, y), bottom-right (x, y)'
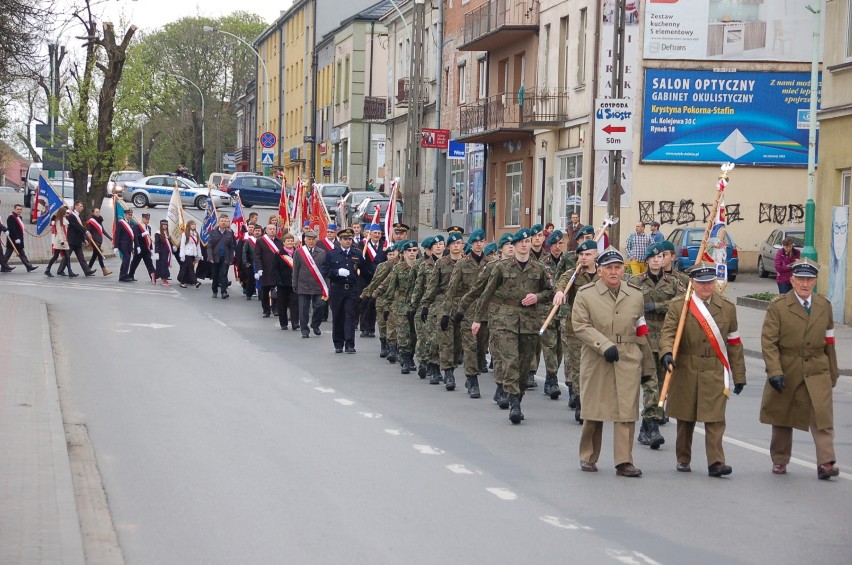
top-left (338, 268), bottom-right (350, 277)
top-left (254, 272), bottom-right (261, 280)
top-left (14, 239), bottom-right (21, 244)
top-left (136, 246), bottom-right (141, 254)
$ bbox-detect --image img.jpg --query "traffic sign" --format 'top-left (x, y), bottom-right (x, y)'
top-left (594, 99), bottom-right (633, 151)
top-left (260, 148), bottom-right (274, 166)
top-left (260, 131), bottom-right (277, 148)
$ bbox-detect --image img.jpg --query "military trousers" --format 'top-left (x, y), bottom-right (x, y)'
top-left (770, 407), bottom-right (836, 466)
top-left (438, 317), bottom-right (462, 370)
top-left (477, 322), bottom-right (489, 371)
top-left (641, 353), bottom-right (665, 420)
top-left (386, 307), bottom-right (398, 345)
top-left (395, 305), bottom-right (415, 354)
top-left (539, 324), bottom-right (562, 375)
top-left (487, 322), bottom-right (503, 384)
top-left (561, 320), bottom-right (582, 395)
top-left (461, 316), bottom-right (481, 376)
top-left (579, 420), bottom-right (636, 467)
top-left (676, 420), bottom-right (726, 466)
top-left (494, 329), bottom-right (537, 396)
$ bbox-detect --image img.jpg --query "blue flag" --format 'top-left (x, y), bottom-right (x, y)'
top-left (36, 175), bottom-right (65, 235)
top-left (200, 195), bottom-right (216, 245)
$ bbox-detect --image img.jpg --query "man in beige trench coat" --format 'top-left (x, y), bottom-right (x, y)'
top-left (760, 258), bottom-right (840, 479)
top-left (572, 247), bottom-right (656, 477)
top-left (660, 262), bottom-right (746, 477)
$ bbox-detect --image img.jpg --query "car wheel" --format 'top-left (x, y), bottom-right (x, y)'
top-left (195, 196), bottom-right (206, 210)
top-left (757, 257), bottom-right (768, 278)
top-left (728, 273), bottom-right (737, 282)
top-left (242, 200), bottom-right (252, 208)
top-left (132, 193), bottom-right (148, 208)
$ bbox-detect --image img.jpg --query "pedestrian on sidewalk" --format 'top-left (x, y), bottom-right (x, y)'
top-left (154, 220), bottom-right (173, 286)
top-left (759, 258), bottom-right (840, 480)
top-left (4, 203), bottom-right (38, 272)
top-left (774, 238), bottom-right (800, 294)
top-left (178, 220), bottom-right (202, 288)
top-left (45, 206), bottom-right (72, 277)
top-left (626, 222), bottom-right (651, 275)
top-left (86, 207), bottom-right (112, 276)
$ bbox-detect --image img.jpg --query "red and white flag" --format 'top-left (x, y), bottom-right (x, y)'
top-left (384, 178), bottom-right (399, 243)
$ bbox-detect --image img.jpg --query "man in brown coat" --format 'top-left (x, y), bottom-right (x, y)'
top-left (572, 247), bottom-right (655, 477)
top-left (660, 262), bottom-right (746, 477)
top-left (759, 258), bottom-right (840, 479)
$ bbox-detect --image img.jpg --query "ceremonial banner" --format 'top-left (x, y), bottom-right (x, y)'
top-left (166, 183), bottom-right (186, 245)
top-left (35, 175), bottom-right (65, 235)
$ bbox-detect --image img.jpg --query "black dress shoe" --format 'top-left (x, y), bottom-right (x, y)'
top-left (221, 292), bottom-right (229, 299)
top-left (292, 326), bottom-right (299, 331)
top-left (301, 333), bottom-right (310, 339)
top-left (262, 312), bottom-right (271, 318)
top-left (313, 327), bottom-right (321, 336)
top-left (68, 272), bottom-right (79, 278)
top-left (708, 462), bottom-right (732, 477)
top-left (677, 462), bottom-right (691, 473)
top-left (335, 348), bottom-right (343, 353)
top-left (45, 271), bottom-right (54, 278)
top-left (345, 346), bottom-right (356, 354)
top-left (1, 267), bottom-right (15, 272)
top-left (57, 271), bottom-right (67, 276)
top-left (84, 270), bottom-right (96, 277)
top-left (26, 265), bottom-right (38, 272)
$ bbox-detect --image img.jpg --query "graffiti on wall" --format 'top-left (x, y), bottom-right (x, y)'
top-left (758, 203), bottom-right (805, 224)
top-left (639, 201), bottom-right (745, 226)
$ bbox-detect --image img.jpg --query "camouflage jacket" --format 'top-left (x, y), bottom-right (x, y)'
top-left (408, 255), bottom-right (436, 311)
top-left (442, 252), bottom-right (488, 317)
top-left (421, 255), bottom-right (459, 310)
top-left (364, 257), bottom-right (398, 307)
top-left (629, 270), bottom-right (683, 351)
top-left (378, 261), bottom-right (419, 311)
top-left (460, 257), bottom-right (504, 323)
top-left (474, 257), bottom-right (552, 334)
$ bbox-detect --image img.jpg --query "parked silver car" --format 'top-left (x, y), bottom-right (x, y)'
top-left (123, 175), bottom-right (231, 209)
top-left (757, 227), bottom-right (804, 278)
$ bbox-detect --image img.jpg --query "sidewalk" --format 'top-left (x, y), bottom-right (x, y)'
top-left (0, 293), bottom-right (85, 565)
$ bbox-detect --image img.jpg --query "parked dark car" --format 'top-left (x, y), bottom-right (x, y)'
top-left (224, 175), bottom-right (283, 207)
top-left (337, 190), bottom-right (380, 225)
top-left (317, 183), bottom-right (351, 214)
top-left (757, 227), bottom-right (804, 278)
top-left (666, 227), bottom-right (739, 282)
top-left (355, 196), bottom-right (403, 225)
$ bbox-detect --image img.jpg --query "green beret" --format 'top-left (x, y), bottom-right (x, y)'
top-left (467, 228), bottom-right (486, 244)
top-left (644, 242), bottom-right (665, 261)
top-left (447, 231), bottom-right (464, 244)
top-left (464, 243), bottom-right (472, 255)
top-left (661, 240), bottom-right (675, 253)
top-left (385, 243), bottom-right (397, 253)
top-left (511, 228), bottom-right (532, 244)
top-left (530, 223), bottom-right (544, 236)
top-left (575, 239), bottom-right (597, 255)
top-left (399, 240), bottom-right (417, 252)
top-left (498, 233), bottom-right (514, 248)
top-left (575, 225), bottom-right (595, 241)
top-left (421, 236), bottom-right (434, 248)
top-left (433, 234), bottom-right (445, 243)
top-left (546, 230), bottom-right (564, 246)
top-left (483, 242), bottom-right (498, 256)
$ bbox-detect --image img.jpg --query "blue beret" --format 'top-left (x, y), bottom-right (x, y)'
top-left (661, 240), bottom-right (676, 253)
top-left (368, 223), bottom-right (383, 232)
top-left (447, 231), bottom-right (464, 244)
top-left (433, 234), bottom-right (445, 243)
top-left (422, 236), bottom-right (434, 248)
top-left (511, 228), bottom-right (532, 244)
top-left (328, 224), bottom-right (337, 231)
top-left (468, 228), bottom-right (486, 244)
top-left (546, 230), bottom-right (564, 246)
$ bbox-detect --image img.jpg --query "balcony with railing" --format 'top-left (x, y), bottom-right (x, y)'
top-left (460, 0), bottom-right (539, 52)
top-left (235, 146), bottom-right (252, 163)
top-left (363, 96), bottom-right (387, 122)
top-left (458, 92), bottom-right (531, 143)
top-left (396, 77), bottom-right (430, 108)
top-left (519, 89), bottom-right (570, 127)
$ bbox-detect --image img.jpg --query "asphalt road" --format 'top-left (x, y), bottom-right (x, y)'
top-left (2, 268), bottom-right (850, 564)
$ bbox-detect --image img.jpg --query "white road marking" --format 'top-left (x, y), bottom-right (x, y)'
top-left (112, 329), bottom-right (132, 333)
top-left (334, 398), bottom-right (355, 406)
top-left (1, 279), bottom-right (167, 295)
top-left (121, 323), bottom-right (174, 330)
top-left (539, 516), bottom-right (592, 531)
top-left (205, 313), bottom-right (228, 327)
top-left (301, 377), bottom-right (315, 383)
top-left (357, 412), bottom-right (382, 419)
top-left (696, 426), bottom-right (851, 481)
top-left (314, 387), bottom-right (335, 393)
top-left (384, 429), bottom-right (412, 436)
top-left (604, 549), bottom-right (662, 565)
top-left (412, 444), bottom-right (444, 455)
top-left (446, 464), bottom-right (481, 475)
top-left (485, 487), bottom-right (517, 501)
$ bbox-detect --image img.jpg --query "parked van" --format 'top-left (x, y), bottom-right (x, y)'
top-left (207, 172), bottom-right (232, 190)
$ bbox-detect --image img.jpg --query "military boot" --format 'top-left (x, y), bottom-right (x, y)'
top-left (497, 387), bottom-right (510, 410)
top-left (444, 368), bottom-right (456, 391)
top-left (379, 338), bottom-right (389, 358)
top-left (544, 373), bottom-right (561, 400)
top-left (508, 394), bottom-right (523, 424)
top-left (493, 384), bottom-right (503, 403)
top-left (467, 376), bottom-right (481, 399)
top-left (429, 365), bottom-right (441, 385)
top-left (574, 399), bottom-right (583, 424)
top-left (647, 419), bottom-right (665, 450)
top-left (387, 344), bottom-right (398, 363)
top-left (418, 362), bottom-right (428, 379)
top-left (400, 354), bottom-right (411, 374)
top-left (638, 419), bottom-right (651, 445)
top-left (407, 355), bottom-right (417, 372)
top-left (526, 371), bottom-right (538, 388)
top-left (566, 383), bottom-right (577, 409)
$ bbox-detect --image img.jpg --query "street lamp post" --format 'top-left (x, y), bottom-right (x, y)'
top-left (203, 25), bottom-right (270, 175)
top-left (164, 73), bottom-right (205, 181)
top-left (803, 4), bottom-right (821, 262)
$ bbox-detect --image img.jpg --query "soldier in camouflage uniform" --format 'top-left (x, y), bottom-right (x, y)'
top-left (525, 224), bottom-right (548, 389)
top-left (409, 236), bottom-right (442, 379)
top-left (473, 228), bottom-right (552, 424)
top-left (553, 239), bottom-right (599, 423)
top-left (361, 243), bottom-right (399, 360)
top-left (538, 230), bottom-right (567, 399)
top-left (378, 240), bottom-right (420, 374)
top-left (459, 233), bottom-right (514, 408)
top-left (554, 225), bottom-right (595, 283)
top-left (629, 242), bottom-right (684, 449)
top-left (661, 239), bottom-right (690, 289)
top-left (422, 230), bottom-right (465, 389)
top-left (442, 229), bottom-right (489, 398)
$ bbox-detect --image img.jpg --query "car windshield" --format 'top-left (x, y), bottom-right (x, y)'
top-left (322, 185), bottom-right (348, 197)
top-left (118, 172), bottom-right (144, 182)
top-left (686, 230), bottom-right (733, 246)
top-left (786, 232), bottom-right (805, 247)
top-left (177, 178), bottom-right (202, 188)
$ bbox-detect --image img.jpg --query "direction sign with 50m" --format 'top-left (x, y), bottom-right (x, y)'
top-left (594, 99), bottom-right (634, 151)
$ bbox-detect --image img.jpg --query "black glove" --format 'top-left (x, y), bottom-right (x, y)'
top-left (644, 302), bottom-right (656, 313)
top-left (383, 310), bottom-right (389, 321)
top-left (733, 383), bottom-right (745, 395)
top-left (661, 353), bottom-right (676, 372)
top-left (440, 315), bottom-right (450, 331)
top-left (454, 311), bottom-right (464, 324)
top-left (641, 375), bottom-right (651, 384)
top-left (420, 307), bottom-right (429, 323)
top-left (603, 345), bottom-right (619, 363)
top-left (406, 310), bottom-right (415, 323)
top-left (768, 375), bottom-right (786, 393)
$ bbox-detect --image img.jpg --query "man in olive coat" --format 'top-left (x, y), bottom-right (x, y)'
top-left (572, 247), bottom-right (655, 477)
top-left (759, 259), bottom-right (840, 479)
top-left (660, 262), bottom-right (746, 477)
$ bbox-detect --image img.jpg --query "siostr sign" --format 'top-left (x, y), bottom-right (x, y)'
top-left (594, 99), bottom-right (634, 151)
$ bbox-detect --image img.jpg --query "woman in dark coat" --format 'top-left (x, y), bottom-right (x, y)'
top-left (154, 220), bottom-right (174, 285)
top-left (278, 232), bottom-right (299, 330)
top-left (255, 224), bottom-right (284, 318)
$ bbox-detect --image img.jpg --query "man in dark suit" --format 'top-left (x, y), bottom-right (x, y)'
top-left (208, 214), bottom-right (236, 298)
top-left (3, 203), bottom-right (38, 271)
top-left (255, 224), bottom-right (283, 318)
top-left (292, 229), bottom-right (328, 337)
top-left (129, 212), bottom-right (156, 283)
top-left (66, 201), bottom-right (96, 276)
top-left (322, 228), bottom-right (367, 353)
top-left (115, 208), bottom-right (137, 282)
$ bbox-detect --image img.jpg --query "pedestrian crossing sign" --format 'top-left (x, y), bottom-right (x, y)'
top-left (261, 149), bottom-right (274, 166)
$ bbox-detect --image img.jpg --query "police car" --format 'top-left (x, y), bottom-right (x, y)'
top-left (122, 175), bottom-right (232, 210)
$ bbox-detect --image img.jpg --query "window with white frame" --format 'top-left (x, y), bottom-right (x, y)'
top-left (458, 64), bottom-right (467, 103)
top-left (558, 153), bottom-right (583, 223)
top-left (505, 161), bottom-right (523, 226)
top-left (478, 59), bottom-right (487, 99)
top-left (842, 170), bottom-right (851, 206)
top-left (577, 8), bottom-right (587, 86)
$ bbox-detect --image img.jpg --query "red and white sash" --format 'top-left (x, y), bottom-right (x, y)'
top-left (86, 218), bottom-right (103, 236)
top-left (364, 240), bottom-right (379, 261)
top-left (261, 234), bottom-right (293, 268)
top-left (118, 219), bottom-right (134, 240)
top-left (689, 294), bottom-right (736, 396)
top-left (322, 238), bottom-right (335, 251)
top-left (298, 246), bottom-right (329, 299)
